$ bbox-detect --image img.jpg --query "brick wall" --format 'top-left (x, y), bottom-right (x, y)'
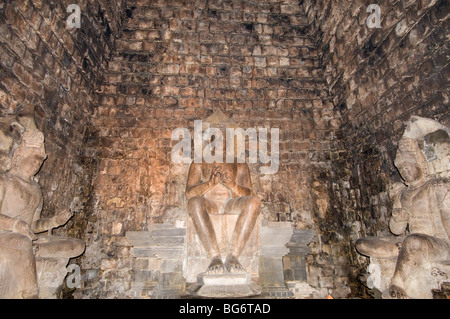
top-left (0, 0), bottom-right (126, 242)
top-left (303, 0), bottom-right (449, 296)
top-left (1, 0), bottom-right (447, 299)
top-left (82, 0), bottom-right (345, 298)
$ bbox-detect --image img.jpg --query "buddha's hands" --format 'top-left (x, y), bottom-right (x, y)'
top-left (13, 219), bottom-right (37, 241)
top-left (210, 166), bottom-right (222, 186)
top-left (52, 210), bottom-right (74, 228)
top-left (392, 208), bottom-right (409, 222)
top-left (220, 172), bottom-right (236, 190)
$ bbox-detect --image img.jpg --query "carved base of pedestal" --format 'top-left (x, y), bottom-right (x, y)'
top-left (188, 272), bottom-right (261, 298)
top-left (35, 257), bottom-right (69, 299)
top-left (261, 286), bottom-right (294, 298)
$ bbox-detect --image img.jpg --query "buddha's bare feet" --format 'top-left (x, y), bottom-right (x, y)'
top-left (225, 255), bottom-right (246, 273)
top-left (388, 284), bottom-right (409, 299)
top-left (206, 256), bottom-right (225, 275)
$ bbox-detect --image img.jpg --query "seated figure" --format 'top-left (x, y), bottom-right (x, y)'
top-left (186, 162), bottom-right (261, 274)
top-left (0, 118), bottom-right (84, 298)
top-left (356, 117), bottom-right (450, 299)
top-left (185, 112), bottom-right (261, 276)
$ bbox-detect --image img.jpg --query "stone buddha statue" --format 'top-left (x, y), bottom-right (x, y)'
top-left (185, 111), bottom-right (261, 276)
top-left (0, 117), bottom-right (85, 298)
top-left (356, 116), bottom-right (450, 298)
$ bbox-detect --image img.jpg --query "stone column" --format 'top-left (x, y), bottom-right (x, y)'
top-left (283, 229), bottom-right (316, 282)
top-left (259, 221), bottom-right (293, 298)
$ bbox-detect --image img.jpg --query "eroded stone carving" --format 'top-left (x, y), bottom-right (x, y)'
top-left (184, 110), bottom-right (261, 297)
top-left (356, 116), bottom-right (450, 299)
top-left (0, 116), bottom-right (85, 298)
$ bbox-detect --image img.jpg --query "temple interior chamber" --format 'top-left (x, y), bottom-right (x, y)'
top-left (0, 0), bottom-right (448, 299)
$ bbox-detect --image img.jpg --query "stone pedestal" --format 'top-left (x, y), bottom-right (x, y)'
top-left (365, 257), bottom-right (396, 294)
top-left (189, 272), bottom-right (261, 298)
top-left (184, 213), bottom-right (261, 298)
top-left (35, 257), bottom-right (71, 299)
top-left (126, 224), bottom-right (186, 299)
top-left (259, 221), bottom-right (293, 298)
top-left (283, 229), bottom-right (316, 283)
top-left (33, 235), bottom-right (85, 299)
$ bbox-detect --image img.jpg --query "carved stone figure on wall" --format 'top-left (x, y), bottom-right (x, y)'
top-left (185, 111), bottom-right (261, 275)
top-left (0, 116), bottom-right (85, 298)
top-left (356, 116), bottom-right (450, 299)
top-left (0, 116), bottom-right (25, 173)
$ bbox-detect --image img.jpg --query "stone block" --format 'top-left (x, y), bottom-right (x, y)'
top-left (191, 272), bottom-right (261, 298)
top-left (126, 224), bottom-right (187, 298)
top-left (259, 256), bottom-right (286, 288)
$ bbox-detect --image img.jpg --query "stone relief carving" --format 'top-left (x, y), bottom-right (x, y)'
top-left (356, 116), bottom-right (450, 299)
top-left (0, 115), bottom-right (85, 298)
top-left (0, 116), bottom-right (25, 173)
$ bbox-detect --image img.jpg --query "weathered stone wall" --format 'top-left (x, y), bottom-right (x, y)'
top-left (0, 0), bottom-right (126, 235)
top-left (303, 0), bottom-right (449, 296)
top-left (83, 0), bottom-right (345, 298)
top-left (2, 0), bottom-right (447, 299)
